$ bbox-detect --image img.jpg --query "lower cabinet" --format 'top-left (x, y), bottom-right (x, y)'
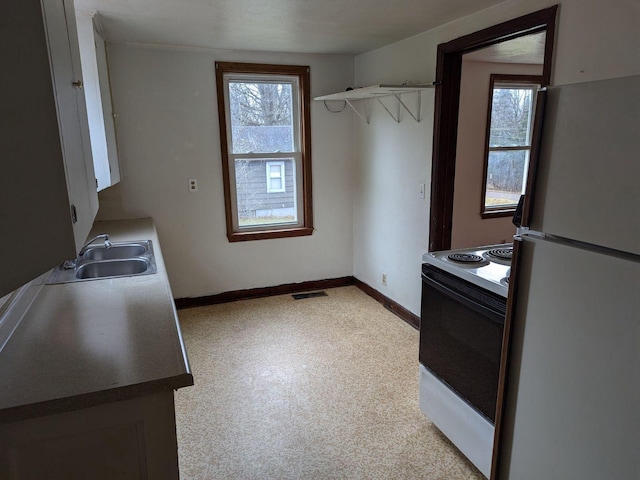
top-left (0, 392), bottom-right (180, 480)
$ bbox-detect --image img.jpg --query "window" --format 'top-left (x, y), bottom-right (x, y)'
top-left (215, 62), bottom-right (313, 241)
top-left (481, 74), bottom-right (541, 217)
top-left (266, 161), bottom-right (285, 193)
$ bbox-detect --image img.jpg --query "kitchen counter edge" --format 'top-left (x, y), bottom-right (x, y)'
top-left (0, 218), bottom-right (193, 423)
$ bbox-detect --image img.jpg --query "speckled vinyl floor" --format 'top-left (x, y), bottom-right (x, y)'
top-left (175, 286), bottom-right (484, 480)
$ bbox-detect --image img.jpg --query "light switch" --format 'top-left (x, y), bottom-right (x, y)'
top-left (418, 183), bottom-right (425, 199)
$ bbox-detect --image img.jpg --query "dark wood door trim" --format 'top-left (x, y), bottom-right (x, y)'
top-left (429, 5), bottom-right (558, 252)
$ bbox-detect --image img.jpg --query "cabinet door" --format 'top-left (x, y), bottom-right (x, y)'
top-left (0, 392), bottom-right (180, 480)
top-left (0, 0), bottom-right (98, 297)
top-left (44, 0), bottom-right (99, 252)
top-left (75, 13), bottom-right (121, 191)
top-left (95, 25), bottom-right (121, 186)
top-left (0, 0), bottom-right (76, 297)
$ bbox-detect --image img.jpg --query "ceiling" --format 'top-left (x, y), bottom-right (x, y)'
top-left (74, 0), bottom-right (508, 55)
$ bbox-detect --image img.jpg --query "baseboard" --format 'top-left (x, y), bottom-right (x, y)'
top-left (353, 278), bottom-right (420, 330)
top-left (175, 276), bottom-right (420, 331)
top-left (174, 276), bottom-right (355, 309)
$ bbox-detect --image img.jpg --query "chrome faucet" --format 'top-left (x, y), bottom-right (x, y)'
top-left (79, 234), bottom-right (112, 257)
top-left (63, 234), bottom-right (112, 269)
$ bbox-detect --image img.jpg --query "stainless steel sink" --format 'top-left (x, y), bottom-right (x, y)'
top-left (46, 240), bottom-right (157, 284)
top-left (76, 258), bottom-right (150, 279)
top-left (83, 242), bottom-right (149, 261)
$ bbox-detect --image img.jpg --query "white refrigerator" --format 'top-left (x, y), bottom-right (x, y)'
top-left (497, 75), bottom-right (640, 479)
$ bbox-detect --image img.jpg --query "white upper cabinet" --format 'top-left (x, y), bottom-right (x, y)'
top-left (0, 0), bottom-right (98, 297)
top-left (75, 12), bottom-right (121, 191)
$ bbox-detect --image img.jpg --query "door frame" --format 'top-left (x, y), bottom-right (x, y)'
top-left (428, 5), bottom-right (558, 252)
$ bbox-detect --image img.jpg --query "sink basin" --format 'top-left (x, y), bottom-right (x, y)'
top-left (83, 242), bottom-right (149, 261)
top-left (76, 259), bottom-right (150, 279)
top-left (46, 240), bottom-right (157, 284)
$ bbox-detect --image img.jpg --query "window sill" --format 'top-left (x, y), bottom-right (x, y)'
top-left (481, 209), bottom-right (516, 219)
top-left (227, 226), bottom-right (314, 242)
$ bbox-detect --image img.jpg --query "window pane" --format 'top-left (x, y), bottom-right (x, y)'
top-left (485, 150), bottom-right (529, 208)
top-left (269, 164), bottom-right (281, 177)
top-left (270, 177), bottom-right (282, 190)
top-left (229, 82), bottom-right (294, 154)
top-left (489, 87), bottom-right (535, 147)
top-left (235, 158), bottom-right (296, 227)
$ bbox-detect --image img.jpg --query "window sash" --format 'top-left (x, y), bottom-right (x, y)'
top-left (223, 74), bottom-right (301, 155)
top-left (223, 74), bottom-right (303, 232)
top-left (488, 84), bottom-right (536, 149)
top-left (482, 75), bottom-right (541, 216)
top-left (228, 152), bottom-right (303, 232)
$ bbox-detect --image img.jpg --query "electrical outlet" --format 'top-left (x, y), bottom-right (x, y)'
top-left (188, 179), bottom-right (198, 192)
top-left (382, 273), bottom-right (387, 286)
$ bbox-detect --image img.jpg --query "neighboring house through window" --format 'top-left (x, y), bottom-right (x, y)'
top-left (215, 62), bottom-right (313, 241)
top-left (481, 74), bottom-right (541, 217)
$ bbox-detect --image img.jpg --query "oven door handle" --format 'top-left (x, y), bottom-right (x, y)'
top-left (422, 273), bottom-right (505, 323)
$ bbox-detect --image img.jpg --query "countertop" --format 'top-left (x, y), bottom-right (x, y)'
top-left (0, 218), bottom-right (193, 422)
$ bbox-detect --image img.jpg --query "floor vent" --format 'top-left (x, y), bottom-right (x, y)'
top-left (292, 291), bottom-right (328, 300)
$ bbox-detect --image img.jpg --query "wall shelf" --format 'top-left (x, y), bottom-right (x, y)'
top-left (314, 84), bottom-right (434, 124)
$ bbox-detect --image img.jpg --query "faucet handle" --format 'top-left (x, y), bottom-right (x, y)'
top-left (62, 259), bottom-right (77, 270)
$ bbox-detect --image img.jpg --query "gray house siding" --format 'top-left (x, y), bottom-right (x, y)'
top-left (235, 159), bottom-right (295, 218)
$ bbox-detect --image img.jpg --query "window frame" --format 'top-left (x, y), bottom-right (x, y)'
top-left (266, 161), bottom-right (286, 193)
top-left (480, 74), bottom-right (542, 218)
top-left (215, 62), bottom-right (313, 242)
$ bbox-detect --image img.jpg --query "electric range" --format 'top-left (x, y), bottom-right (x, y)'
top-left (421, 243), bottom-right (512, 297)
top-left (419, 242), bottom-right (513, 477)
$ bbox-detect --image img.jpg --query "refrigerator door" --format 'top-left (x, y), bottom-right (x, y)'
top-left (529, 75), bottom-right (640, 255)
top-left (499, 236), bottom-right (640, 479)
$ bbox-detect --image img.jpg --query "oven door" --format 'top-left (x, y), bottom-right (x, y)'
top-left (419, 264), bottom-right (506, 423)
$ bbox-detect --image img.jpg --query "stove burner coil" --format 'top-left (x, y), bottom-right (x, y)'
top-left (486, 248), bottom-right (513, 260)
top-left (447, 253), bottom-right (484, 263)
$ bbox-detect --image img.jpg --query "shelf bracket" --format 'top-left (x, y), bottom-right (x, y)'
top-left (376, 92), bottom-right (422, 123)
top-left (345, 99), bottom-right (371, 124)
top-left (376, 96), bottom-right (400, 123)
top-left (396, 92), bottom-right (422, 122)
top-left (374, 91), bottom-right (423, 123)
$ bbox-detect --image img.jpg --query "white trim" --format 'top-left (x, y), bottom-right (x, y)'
top-left (266, 161), bottom-right (285, 193)
top-left (221, 72), bottom-right (303, 233)
top-left (484, 81), bottom-right (539, 212)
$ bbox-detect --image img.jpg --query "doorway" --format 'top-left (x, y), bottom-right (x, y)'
top-left (428, 6), bottom-right (557, 252)
top-left (450, 34), bottom-right (544, 249)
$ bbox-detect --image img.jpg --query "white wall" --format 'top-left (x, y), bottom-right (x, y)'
top-left (352, 91), bottom-right (433, 314)
top-left (97, 45), bottom-right (355, 298)
top-left (352, 0), bottom-right (640, 316)
top-left (451, 59), bottom-right (542, 250)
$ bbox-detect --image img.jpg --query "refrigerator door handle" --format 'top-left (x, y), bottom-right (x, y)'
top-left (519, 232), bottom-right (640, 263)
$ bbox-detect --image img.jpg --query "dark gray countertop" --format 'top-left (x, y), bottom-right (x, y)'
top-left (0, 218), bottom-right (193, 422)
